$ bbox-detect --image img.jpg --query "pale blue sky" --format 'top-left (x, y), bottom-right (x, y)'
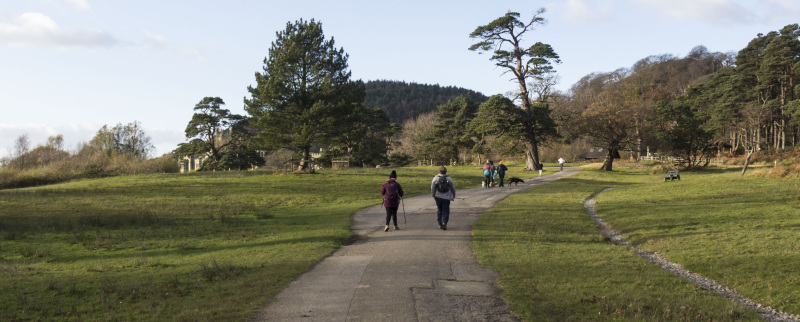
top-left (2, 0), bottom-right (798, 157)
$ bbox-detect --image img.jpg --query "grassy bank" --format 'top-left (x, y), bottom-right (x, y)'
top-left (0, 166), bottom-right (486, 321)
top-left (473, 167), bottom-right (799, 320)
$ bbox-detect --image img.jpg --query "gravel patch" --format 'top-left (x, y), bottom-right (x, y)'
top-left (584, 188), bottom-right (800, 322)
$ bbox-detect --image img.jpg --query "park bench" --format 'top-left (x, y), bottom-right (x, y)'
top-left (664, 170), bottom-right (680, 181)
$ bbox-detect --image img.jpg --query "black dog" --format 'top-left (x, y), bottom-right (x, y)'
top-left (507, 177), bottom-right (524, 185)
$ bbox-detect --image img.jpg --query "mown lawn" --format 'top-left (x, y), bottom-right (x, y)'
top-left (473, 167), bottom-right (799, 320)
top-left (0, 166), bottom-right (485, 321)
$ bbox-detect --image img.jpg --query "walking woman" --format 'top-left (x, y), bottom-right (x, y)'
top-left (381, 170), bottom-right (404, 231)
top-left (482, 161), bottom-right (494, 188)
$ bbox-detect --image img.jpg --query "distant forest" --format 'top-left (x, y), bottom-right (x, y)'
top-left (364, 80), bottom-right (489, 123)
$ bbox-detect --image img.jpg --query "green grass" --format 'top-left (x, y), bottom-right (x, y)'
top-left (596, 167), bottom-right (800, 314)
top-left (12, 163), bottom-right (790, 321)
top-left (0, 166), bottom-right (488, 321)
top-left (473, 167), bottom-right (800, 320)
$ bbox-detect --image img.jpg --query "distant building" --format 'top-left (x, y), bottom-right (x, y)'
top-left (178, 127), bottom-right (255, 173)
top-left (180, 155), bottom-right (206, 172)
top-left (578, 147), bottom-right (620, 161)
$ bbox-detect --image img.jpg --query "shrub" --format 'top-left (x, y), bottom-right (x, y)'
top-left (1, 152), bottom-right (180, 190)
top-left (648, 163), bottom-right (675, 175)
top-left (387, 152), bottom-right (413, 167)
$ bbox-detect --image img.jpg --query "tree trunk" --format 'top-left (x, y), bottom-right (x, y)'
top-left (740, 151), bottom-right (753, 176)
top-left (524, 141), bottom-right (540, 171)
top-left (297, 147), bottom-right (311, 171)
top-left (602, 147), bottom-right (615, 171)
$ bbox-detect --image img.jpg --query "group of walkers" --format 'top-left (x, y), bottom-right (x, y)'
top-left (380, 167), bottom-right (455, 232)
top-left (481, 160), bottom-right (508, 188)
top-left (380, 158), bottom-right (567, 232)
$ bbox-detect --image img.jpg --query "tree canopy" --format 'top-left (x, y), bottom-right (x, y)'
top-left (89, 121), bottom-right (154, 159)
top-left (177, 97), bottom-right (262, 170)
top-left (364, 80), bottom-right (488, 124)
top-left (245, 18), bottom-right (367, 171)
top-left (470, 9), bottom-right (561, 170)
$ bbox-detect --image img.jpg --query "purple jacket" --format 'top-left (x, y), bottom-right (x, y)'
top-left (381, 178), bottom-right (404, 208)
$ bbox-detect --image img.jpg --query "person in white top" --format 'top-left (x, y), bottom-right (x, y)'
top-left (558, 157), bottom-right (566, 171)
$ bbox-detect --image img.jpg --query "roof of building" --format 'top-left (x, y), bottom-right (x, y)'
top-left (578, 147), bottom-right (621, 159)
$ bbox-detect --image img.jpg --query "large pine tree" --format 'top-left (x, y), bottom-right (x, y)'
top-left (245, 19), bottom-right (365, 171)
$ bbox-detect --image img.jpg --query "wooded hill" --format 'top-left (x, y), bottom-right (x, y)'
top-left (364, 80), bottom-right (489, 123)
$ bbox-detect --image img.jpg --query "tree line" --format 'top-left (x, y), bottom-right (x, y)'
top-left (390, 11), bottom-right (800, 172)
top-left (555, 24), bottom-right (800, 170)
top-left (6, 11), bottom-right (797, 182)
top-left (1, 122), bottom-right (177, 189)
top-left (176, 12), bottom-right (564, 172)
top-left (178, 12), bottom-right (800, 173)
top-left (364, 80), bottom-right (488, 124)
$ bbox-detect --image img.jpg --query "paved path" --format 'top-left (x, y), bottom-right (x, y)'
top-left (253, 167), bottom-right (581, 321)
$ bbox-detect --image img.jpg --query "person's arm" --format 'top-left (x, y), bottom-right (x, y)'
top-left (398, 184), bottom-right (404, 197)
top-left (431, 179), bottom-right (436, 197)
top-left (450, 178), bottom-right (456, 200)
top-left (381, 184), bottom-right (386, 196)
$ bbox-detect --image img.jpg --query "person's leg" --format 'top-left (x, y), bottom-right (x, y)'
top-left (391, 207), bottom-right (399, 229)
top-left (435, 197), bottom-right (444, 228)
top-left (441, 199), bottom-right (451, 230)
top-left (484, 175), bottom-right (490, 188)
top-left (499, 174), bottom-right (504, 187)
top-left (384, 207), bottom-right (392, 231)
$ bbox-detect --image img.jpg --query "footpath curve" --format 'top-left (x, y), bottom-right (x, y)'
top-left (252, 167), bottom-right (580, 321)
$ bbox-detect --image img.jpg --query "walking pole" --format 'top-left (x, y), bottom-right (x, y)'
top-left (401, 196), bottom-right (407, 226)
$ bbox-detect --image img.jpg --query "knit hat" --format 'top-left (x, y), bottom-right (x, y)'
top-left (389, 170), bottom-right (397, 179)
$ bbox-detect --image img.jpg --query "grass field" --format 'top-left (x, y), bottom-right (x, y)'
top-left (0, 166), bottom-right (490, 321)
top-left (5, 163), bottom-right (796, 320)
top-left (473, 166), bottom-right (799, 320)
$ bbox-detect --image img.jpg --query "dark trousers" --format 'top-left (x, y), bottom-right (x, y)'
top-left (435, 197), bottom-right (450, 225)
top-left (385, 207), bottom-right (398, 225)
top-left (498, 174), bottom-right (505, 186)
top-left (484, 175), bottom-right (491, 187)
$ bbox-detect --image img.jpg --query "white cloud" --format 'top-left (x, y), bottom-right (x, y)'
top-left (758, 0), bottom-right (800, 24)
top-left (0, 12), bottom-right (117, 49)
top-left (65, 0), bottom-right (91, 11)
top-left (178, 47), bottom-right (206, 62)
top-left (554, 0), bottom-right (613, 23)
top-left (138, 31), bottom-right (205, 62)
top-left (628, 0), bottom-right (753, 25)
top-left (141, 31), bottom-right (169, 50)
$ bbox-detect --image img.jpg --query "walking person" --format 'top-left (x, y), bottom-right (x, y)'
top-left (431, 166), bottom-right (455, 230)
top-left (489, 160), bottom-right (496, 187)
top-left (381, 170), bottom-right (404, 231)
top-left (496, 161), bottom-right (508, 187)
top-left (482, 161), bottom-right (493, 188)
top-left (558, 157), bottom-right (566, 171)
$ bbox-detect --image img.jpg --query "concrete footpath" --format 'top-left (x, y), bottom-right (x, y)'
top-left (252, 167), bottom-right (581, 321)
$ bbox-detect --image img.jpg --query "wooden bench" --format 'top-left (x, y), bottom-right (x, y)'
top-left (664, 170), bottom-right (680, 181)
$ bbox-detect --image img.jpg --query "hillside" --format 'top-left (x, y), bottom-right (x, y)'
top-left (364, 80), bottom-right (489, 124)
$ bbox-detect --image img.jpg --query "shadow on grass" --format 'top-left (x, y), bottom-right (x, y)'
top-left (49, 234), bottom-right (342, 264)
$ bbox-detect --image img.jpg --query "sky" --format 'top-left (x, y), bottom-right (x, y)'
top-left (2, 0), bottom-right (799, 158)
